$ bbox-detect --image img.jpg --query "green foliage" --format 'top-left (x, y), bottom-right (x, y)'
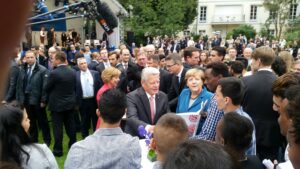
top-left (263, 0), bottom-right (300, 40)
top-left (259, 27), bottom-right (269, 37)
top-left (226, 31), bottom-right (233, 40)
top-left (119, 0), bottom-right (197, 39)
top-left (285, 15), bottom-right (300, 44)
top-left (230, 24), bottom-right (256, 40)
top-left (191, 32), bottom-right (200, 42)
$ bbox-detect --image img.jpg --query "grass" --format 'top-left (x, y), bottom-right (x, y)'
top-left (38, 111), bottom-right (91, 169)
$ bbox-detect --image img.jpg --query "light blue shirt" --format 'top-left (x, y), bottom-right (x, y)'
top-left (84, 53), bottom-right (91, 64)
top-left (235, 107), bottom-right (257, 156)
top-left (65, 128), bottom-right (141, 169)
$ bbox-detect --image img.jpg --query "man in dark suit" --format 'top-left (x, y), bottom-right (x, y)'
top-left (88, 52), bottom-right (100, 71)
top-left (36, 46), bottom-right (47, 67)
top-left (147, 54), bottom-right (172, 94)
top-left (67, 44), bottom-right (78, 67)
top-left (3, 48), bottom-right (20, 103)
top-left (16, 51), bottom-right (51, 145)
top-left (116, 48), bottom-right (131, 93)
top-left (127, 52), bottom-right (147, 92)
top-left (165, 53), bottom-right (188, 112)
top-left (241, 46), bottom-right (283, 161)
top-left (45, 51), bottom-right (77, 157)
top-left (126, 67), bottom-right (170, 136)
top-left (76, 57), bottom-right (101, 138)
top-left (183, 47), bottom-right (200, 69)
top-left (170, 40), bottom-right (181, 53)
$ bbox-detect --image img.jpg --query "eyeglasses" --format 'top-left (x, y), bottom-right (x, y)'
top-left (166, 63), bottom-right (176, 68)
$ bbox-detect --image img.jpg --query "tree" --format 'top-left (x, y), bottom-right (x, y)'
top-left (263, 0), bottom-right (300, 40)
top-left (228, 24), bottom-right (256, 40)
top-left (285, 15), bottom-right (300, 44)
top-left (119, 0), bottom-right (197, 43)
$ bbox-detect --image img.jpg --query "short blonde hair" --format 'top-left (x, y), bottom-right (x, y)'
top-left (185, 68), bottom-right (205, 82)
top-left (101, 67), bottom-right (121, 83)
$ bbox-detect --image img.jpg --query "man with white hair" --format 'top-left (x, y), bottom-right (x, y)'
top-left (47, 46), bottom-right (57, 70)
top-left (145, 44), bottom-right (156, 57)
top-left (242, 48), bottom-right (253, 69)
top-left (125, 67), bottom-right (170, 137)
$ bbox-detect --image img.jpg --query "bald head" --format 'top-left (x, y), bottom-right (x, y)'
top-left (243, 48), bottom-right (253, 60)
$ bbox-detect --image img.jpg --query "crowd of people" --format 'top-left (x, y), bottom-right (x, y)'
top-left (1, 22), bottom-right (300, 169)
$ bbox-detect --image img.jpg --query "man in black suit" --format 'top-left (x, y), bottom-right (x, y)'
top-left (126, 67), bottom-right (170, 136)
top-left (16, 51), bottom-right (51, 145)
top-left (76, 57), bottom-right (101, 138)
top-left (241, 46), bottom-right (283, 161)
top-left (165, 53), bottom-right (188, 112)
top-left (183, 47), bottom-right (201, 69)
top-left (147, 54), bottom-right (172, 94)
top-left (45, 51), bottom-right (77, 157)
top-left (67, 44), bottom-right (78, 67)
top-left (116, 48), bottom-right (131, 93)
top-left (88, 52), bottom-right (100, 71)
top-left (170, 40), bottom-right (181, 53)
top-left (36, 45), bottom-right (47, 67)
top-left (3, 48), bottom-right (20, 103)
top-left (127, 52), bottom-right (147, 92)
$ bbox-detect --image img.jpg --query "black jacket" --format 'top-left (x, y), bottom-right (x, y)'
top-left (16, 62), bottom-right (48, 105)
top-left (168, 68), bottom-right (188, 112)
top-left (4, 60), bottom-right (20, 102)
top-left (75, 70), bottom-right (101, 106)
top-left (241, 70), bottom-right (283, 147)
top-left (45, 65), bottom-right (76, 112)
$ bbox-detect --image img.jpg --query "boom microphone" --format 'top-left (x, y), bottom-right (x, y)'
top-left (94, 0), bottom-right (118, 35)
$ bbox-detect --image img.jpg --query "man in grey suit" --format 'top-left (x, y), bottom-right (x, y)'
top-left (65, 89), bottom-right (141, 169)
top-left (125, 67), bottom-right (170, 136)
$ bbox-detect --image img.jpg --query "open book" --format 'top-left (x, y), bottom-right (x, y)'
top-left (177, 100), bottom-right (208, 137)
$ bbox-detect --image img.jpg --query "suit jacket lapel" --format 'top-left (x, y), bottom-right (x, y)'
top-left (173, 75), bottom-right (180, 94)
top-left (138, 88), bottom-right (152, 123)
top-left (154, 94), bottom-right (161, 123)
top-left (179, 69), bottom-right (186, 92)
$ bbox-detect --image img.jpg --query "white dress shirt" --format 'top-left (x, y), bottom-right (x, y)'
top-left (80, 70), bottom-right (94, 98)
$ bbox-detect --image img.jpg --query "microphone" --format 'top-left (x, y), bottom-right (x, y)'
top-left (93, 0), bottom-right (118, 35)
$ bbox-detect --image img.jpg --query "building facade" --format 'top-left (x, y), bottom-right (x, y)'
top-left (189, 0), bottom-right (300, 39)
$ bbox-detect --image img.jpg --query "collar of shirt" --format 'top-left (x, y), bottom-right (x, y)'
top-left (177, 66), bottom-right (184, 79)
top-left (258, 67), bottom-right (272, 72)
top-left (145, 92), bottom-right (155, 100)
top-left (57, 64), bottom-right (67, 67)
top-left (92, 60), bottom-right (99, 64)
top-left (95, 127), bottom-right (123, 136)
top-left (81, 69), bottom-right (91, 75)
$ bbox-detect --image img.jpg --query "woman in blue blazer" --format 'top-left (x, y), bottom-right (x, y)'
top-left (176, 68), bottom-right (213, 134)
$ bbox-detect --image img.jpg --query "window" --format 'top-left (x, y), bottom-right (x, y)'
top-left (199, 6), bottom-right (207, 23)
top-left (199, 30), bottom-right (206, 35)
top-left (289, 4), bottom-right (298, 20)
top-left (250, 5), bottom-right (257, 21)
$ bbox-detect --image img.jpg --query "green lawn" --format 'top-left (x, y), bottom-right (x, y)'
top-left (38, 112), bottom-right (91, 169)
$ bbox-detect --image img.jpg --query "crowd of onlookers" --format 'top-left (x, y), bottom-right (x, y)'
top-left (1, 31), bottom-right (300, 169)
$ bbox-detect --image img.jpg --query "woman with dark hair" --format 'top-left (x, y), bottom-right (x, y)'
top-left (0, 104), bottom-right (58, 168)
